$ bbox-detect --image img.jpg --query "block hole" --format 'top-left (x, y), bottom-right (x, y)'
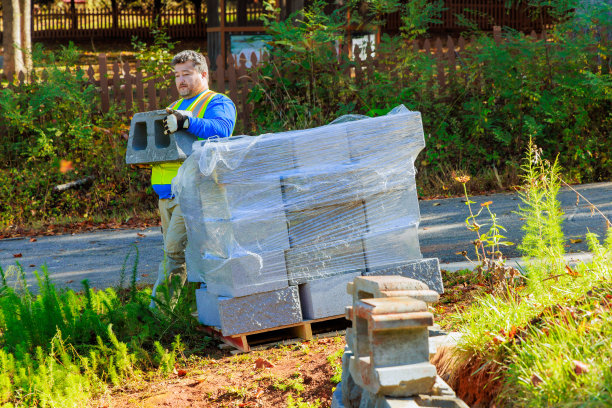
top-left (132, 121), bottom-right (148, 150)
top-left (154, 119), bottom-right (171, 148)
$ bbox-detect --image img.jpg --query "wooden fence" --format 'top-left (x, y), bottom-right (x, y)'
top-left (0, 1), bottom-right (555, 42)
top-left (0, 7), bottom-right (209, 41)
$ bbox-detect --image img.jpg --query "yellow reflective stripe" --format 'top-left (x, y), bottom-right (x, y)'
top-left (193, 91), bottom-right (217, 120)
top-left (185, 91), bottom-right (209, 111)
top-left (169, 99), bottom-right (183, 110)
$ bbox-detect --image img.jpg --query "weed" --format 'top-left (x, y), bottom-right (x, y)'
top-left (327, 348), bottom-right (344, 384)
top-left (272, 375), bottom-right (305, 393)
top-left (286, 394), bottom-right (323, 408)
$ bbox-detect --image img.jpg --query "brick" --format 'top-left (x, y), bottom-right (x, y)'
top-left (362, 225), bottom-right (422, 269)
top-left (217, 286), bottom-right (302, 336)
top-left (195, 288), bottom-right (221, 327)
top-left (364, 258), bottom-right (444, 294)
top-left (287, 202), bottom-right (367, 248)
top-left (299, 271), bottom-right (361, 319)
top-left (125, 110), bottom-right (196, 164)
top-left (345, 110), bottom-right (426, 164)
top-left (200, 251), bottom-right (288, 297)
top-left (363, 187), bottom-right (420, 233)
top-left (285, 238), bottom-right (366, 285)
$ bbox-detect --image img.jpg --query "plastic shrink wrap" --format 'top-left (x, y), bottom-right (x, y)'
top-left (174, 106), bottom-right (442, 334)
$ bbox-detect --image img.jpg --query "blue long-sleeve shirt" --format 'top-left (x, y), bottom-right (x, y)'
top-left (152, 92), bottom-right (237, 199)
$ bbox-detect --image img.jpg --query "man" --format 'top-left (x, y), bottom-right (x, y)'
top-left (150, 50), bottom-right (236, 308)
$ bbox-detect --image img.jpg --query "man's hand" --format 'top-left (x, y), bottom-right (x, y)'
top-left (163, 109), bottom-right (190, 135)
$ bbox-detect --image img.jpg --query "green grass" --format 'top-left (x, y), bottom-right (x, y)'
top-left (0, 257), bottom-right (203, 406)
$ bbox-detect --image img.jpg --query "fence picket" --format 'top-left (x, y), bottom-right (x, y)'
top-left (123, 61), bottom-right (133, 115)
top-left (99, 54), bottom-right (110, 113)
top-left (112, 61), bottom-right (121, 104)
top-left (435, 37), bottom-right (445, 90)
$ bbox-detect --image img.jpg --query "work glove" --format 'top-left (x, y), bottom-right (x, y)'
top-left (163, 108), bottom-right (190, 135)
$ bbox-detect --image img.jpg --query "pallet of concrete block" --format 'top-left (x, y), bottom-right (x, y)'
top-left (173, 105), bottom-right (443, 340)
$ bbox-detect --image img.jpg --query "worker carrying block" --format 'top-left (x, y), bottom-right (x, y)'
top-left (126, 50), bottom-right (236, 308)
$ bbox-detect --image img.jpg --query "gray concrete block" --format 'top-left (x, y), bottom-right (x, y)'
top-left (364, 258), bottom-right (443, 294)
top-left (197, 179), bottom-right (285, 220)
top-left (363, 187), bottom-right (420, 233)
top-left (202, 250), bottom-right (288, 297)
top-left (190, 210), bottom-right (290, 258)
top-left (345, 111), bottom-right (426, 164)
top-left (195, 288), bottom-right (221, 327)
top-left (197, 135), bottom-right (295, 183)
top-left (126, 110), bottom-right (196, 164)
top-left (287, 202), bottom-right (367, 247)
top-left (285, 239), bottom-right (366, 285)
top-left (332, 385), bottom-right (346, 408)
top-left (185, 241), bottom-right (204, 283)
top-left (291, 125), bottom-right (351, 169)
top-left (299, 271), bottom-right (361, 319)
top-left (217, 286), bottom-right (302, 336)
top-left (363, 225), bottom-right (422, 269)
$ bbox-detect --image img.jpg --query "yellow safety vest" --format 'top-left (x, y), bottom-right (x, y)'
top-left (151, 90), bottom-right (217, 187)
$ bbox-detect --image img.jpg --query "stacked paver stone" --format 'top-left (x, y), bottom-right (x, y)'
top-left (128, 105), bottom-right (445, 337)
top-left (331, 275), bottom-right (469, 408)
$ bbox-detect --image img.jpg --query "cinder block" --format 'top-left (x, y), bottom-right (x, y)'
top-left (126, 110), bottom-right (196, 164)
top-left (363, 187), bottom-right (420, 233)
top-left (190, 210), bottom-right (290, 258)
top-left (287, 202), bottom-right (367, 247)
top-left (299, 271), bottom-right (361, 319)
top-left (362, 225), bottom-right (422, 269)
top-left (185, 241), bottom-right (204, 283)
top-left (217, 286), bottom-right (302, 336)
top-left (364, 258), bottom-right (443, 294)
top-left (195, 288), bottom-right (221, 327)
top-left (345, 110), bottom-right (426, 164)
top-left (285, 238), bottom-right (366, 285)
top-left (195, 135), bottom-right (295, 183)
top-left (291, 125), bottom-right (350, 169)
top-left (197, 179), bottom-right (285, 220)
top-left (200, 251), bottom-right (288, 297)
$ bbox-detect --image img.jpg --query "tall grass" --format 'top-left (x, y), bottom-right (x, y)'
top-left (0, 252), bottom-right (199, 406)
top-left (447, 142), bottom-right (612, 407)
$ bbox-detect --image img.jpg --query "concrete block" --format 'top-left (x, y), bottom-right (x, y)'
top-left (363, 225), bottom-right (422, 269)
top-left (185, 241), bottom-right (204, 283)
top-left (190, 210), bottom-right (290, 258)
top-left (126, 110), bottom-right (196, 164)
top-left (201, 251), bottom-right (288, 297)
top-left (299, 271), bottom-right (361, 319)
top-left (217, 286), bottom-right (302, 336)
top-left (195, 288), bottom-right (221, 327)
top-left (332, 385), bottom-right (346, 408)
top-left (364, 258), bottom-right (444, 294)
top-left (291, 125), bottom-right (350, 169)
top-left (194, 134), bottom-right (295, 183)
top-left (281, 165), bottom-right (413, 212)
top-left (345, 111), bottom-right (426, 164)
top-left (285, 238), bottom-right (366, 285)
top-left (363, 187), bottom-right (420, 233)
top-left (287, 202), bottom-right (367, 247)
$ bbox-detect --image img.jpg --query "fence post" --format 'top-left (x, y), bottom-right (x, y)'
top-left (493, 26), bottom-right (502, 45)
top-left (99, 54), bottom-right (110, 113)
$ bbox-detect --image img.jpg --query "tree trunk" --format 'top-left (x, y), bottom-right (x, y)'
top-left (111, 0), bottom-right (119, 30)
top-left (70, 0), bottom-right (77, 30)
top-left (2, 0), bottom-right (25, 77)
top-left (19, 0), bottom-right (33, 73)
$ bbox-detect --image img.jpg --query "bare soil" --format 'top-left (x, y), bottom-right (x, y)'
top-left (94, 337), bottom-right (345, 408)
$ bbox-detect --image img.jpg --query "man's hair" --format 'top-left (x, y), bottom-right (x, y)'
top-left (171, 50), bottom-right (208, 74)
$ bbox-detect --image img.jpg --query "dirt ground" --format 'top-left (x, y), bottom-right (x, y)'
top-left (94, 336), bottom-right (345, 408)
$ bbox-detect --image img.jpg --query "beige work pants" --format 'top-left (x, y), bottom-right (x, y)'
top-left (150, 197), bottom-right (187, 308)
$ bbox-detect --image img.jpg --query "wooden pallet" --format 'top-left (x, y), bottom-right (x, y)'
top-left (199, 314), bottom-right (351, 352)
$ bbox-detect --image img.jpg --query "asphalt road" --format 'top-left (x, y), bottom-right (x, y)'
top-left (0, 182), bottom-right (610, 292)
